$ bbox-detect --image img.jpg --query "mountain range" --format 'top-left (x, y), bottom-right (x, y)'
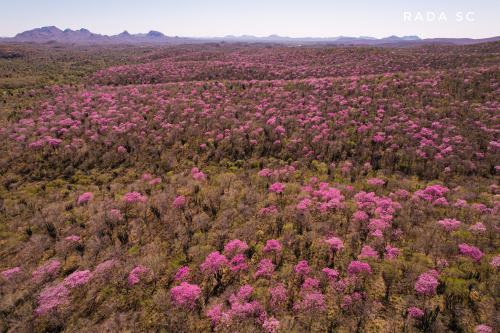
top-left (2, 26), bottom-right (499, 46)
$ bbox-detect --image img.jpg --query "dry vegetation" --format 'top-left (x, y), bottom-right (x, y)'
top-left (0, 42), bottom-right (499, 333)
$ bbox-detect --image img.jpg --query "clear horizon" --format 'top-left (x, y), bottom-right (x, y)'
top-left (1, 0), bottom-right (499, 39)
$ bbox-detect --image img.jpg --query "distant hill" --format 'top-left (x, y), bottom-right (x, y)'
top-left (3, 26), bottom-right (499, 46)
top-left (11, 26), bottom-right (191, 44)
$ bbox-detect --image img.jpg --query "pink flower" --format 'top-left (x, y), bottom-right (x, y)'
top-left (453, 199), bottom-right (468, 208)
top-left (262, 317), bottom-right (280, 333)
top-left (255, 259), bottom-right (275, 278)
top-left (117, 145), bottom-right (127, 154)
top-left (394, 189), bottom-right (410, 199)
top-left (294, 260), bottom-right (311, 277)
top-left (458, 243), bottom-right (483, 262)
top-left (433, 197), bottom-right (449, 206)
top-left (408, 306), bottom-right (424, 319)
top-left (385, 245), bottom-right (400, 260)
top-left (368, 218), bottom-right (389, 232)
top-left (490, 255), bottom-right (500, 268)
top-left (293, 291), bottom-right (326, 313)
top-left (228, 295), bottom-right (263, 319)
top-left (234, 284), bottom-right (253, 301)
top-left (93, 259), bottom-right (117, 276)
top-left (301, 277), bottom-right (320, 291)
top-left (341, 292), bottom-right (364, 309)
top-left (200, 251), bottom-right (228, 275)
top-left (35, 284), bottom-right (70, 315)
top-left (372, 132), bottom-right (385, 143)
top-left (148, 177), bottom-right (161, 185)
top-left (269, 182), bottom-right (285, 194)
top-left (174, 266), bottom-right (190, 281)
top-left (191, 167), bottom-right (207, 181)
top-left (322, 267), bottom-right (339, 281)
top-left (469, 222), bottom-right (486, 234)
top-left (63, 270), bottom-right (91, 288)
top-left (371, 229), bottom-right (384, 238)
top-left (269, 283), bottom-right (287, 308)
top-left (263, 239), bottom-right (282, 254)
top-left (471, 203), bottom-right (489, 214)
top-left (475, 325), bottom-right (492, 333)
top-left (296, 198), bottom-right (312, 211)
top-left (32, 260), bottom-right (61, 283)
top-left (77, 192), bottom-right (93, 205)
top-left (206, 304), bottom-right (225, 326)
top-left (358, 245), bottom-right (379, 259)
top-left (347, 261), bottom-right (372, 275)
top-left (259, 205), bottom-right (278, 216)
top-left (229, 254), bottom-right (249, 272)
top-left (367, 178), bottom-right (385, 186)
top-left (437, 218), bottom-right (461, 232)
top-left (123, 191), bottom-right (147, 203)
top-left (325, 236), bottom-right (344, 252)
top-left (128, 265), bottom-right (150, 285)
top-left (142, 173), bottom-right (153, 181)
top-left (353, 210), bottom-right (369, 222)
top-left (172, 195), bottom-right (186, 209)
top-left (170, 282), bottom-right (201, 310)
top-left (65, 235), bottom-right (80, 242)
top-left (258, 168), bottom-right (272, 177)
top-left (224, 239), bottom-right (249, 257)
top-left (413, 184), bottom-right (449, 202)
top-left (1, 267), bottom-right (21, 280)
top-left (415, 272), bottom-right (439, 296)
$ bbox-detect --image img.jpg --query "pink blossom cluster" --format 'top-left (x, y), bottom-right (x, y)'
top-left (32, 260), bottom-right (61, 283)
top-left (77, 192), bottom-right (93, 205)
top-left (324, 236), bottom-right (344, 252)
top-left (263, 239), bottom-right (282, 254)
top-left (128, 265), bottom-right (150, 285)
top-left (269, 182), bottom-right (285, 194)
top-left (255, 259), bottom-right (275, 278)
top-left (172, 195), bottom-right (186, 209)
top-left (437, 218), bottom-right (461, 232)
top-left (174, 266), bottom-right (190, 282)
top-left (1, 267), bottom-right (21, 280)
top-left (259, 205), bottom-right (278, 216)
top-left (458, 243), bottom-right (484, 262)
top-left (347, 261), bottom-right (372, 276)
top-left (170, 282), bottom-right (201, 310)
top-left (123, 191), bottom-right (147, 203)
top-left (191, 167), bottom-right (207, 181)
top-left (35, 284), bottom-right (70, 315)
top-left (200, 251), bottom-right (228, 275)
top-left (415, 271), bottom-right (439, 296)
top-left (63, 270), bottom-right (92, 288)
top-left (224, 239), bottom-right (249, 257)
top-left (358, 245), bottom-right (379, 259)
top-left (206, 285), bottom-right (267, 330)
top-left (407, 306), bottom-right (424, 319)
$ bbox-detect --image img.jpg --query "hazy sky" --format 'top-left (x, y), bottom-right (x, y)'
top-left (1, 0), bottom-right (499, 38)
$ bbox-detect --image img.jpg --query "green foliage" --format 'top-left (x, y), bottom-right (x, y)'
top-left (128, 245), bottom-right (141, 256)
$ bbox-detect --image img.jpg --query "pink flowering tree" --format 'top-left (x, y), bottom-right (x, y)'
top-left (415, 271), bottom-right (439, 296)
top-left (77, 192), bottom-right (93, 205)
top-left (35, 284), bottom-right (70, 315)
top-left (128, 265), bottom-right (150, 286)
top-left (200, 251), bottom-right (229, 297)
top-left (458, 243), bottom-right (484, 262)
top-left (170, 282), bottom-right (201, 310)
top-left (324, 236), bottom-right (343, 267)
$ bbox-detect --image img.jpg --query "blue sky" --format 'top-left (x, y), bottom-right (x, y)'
top-left (1, 0), bottom-right (499, 38)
